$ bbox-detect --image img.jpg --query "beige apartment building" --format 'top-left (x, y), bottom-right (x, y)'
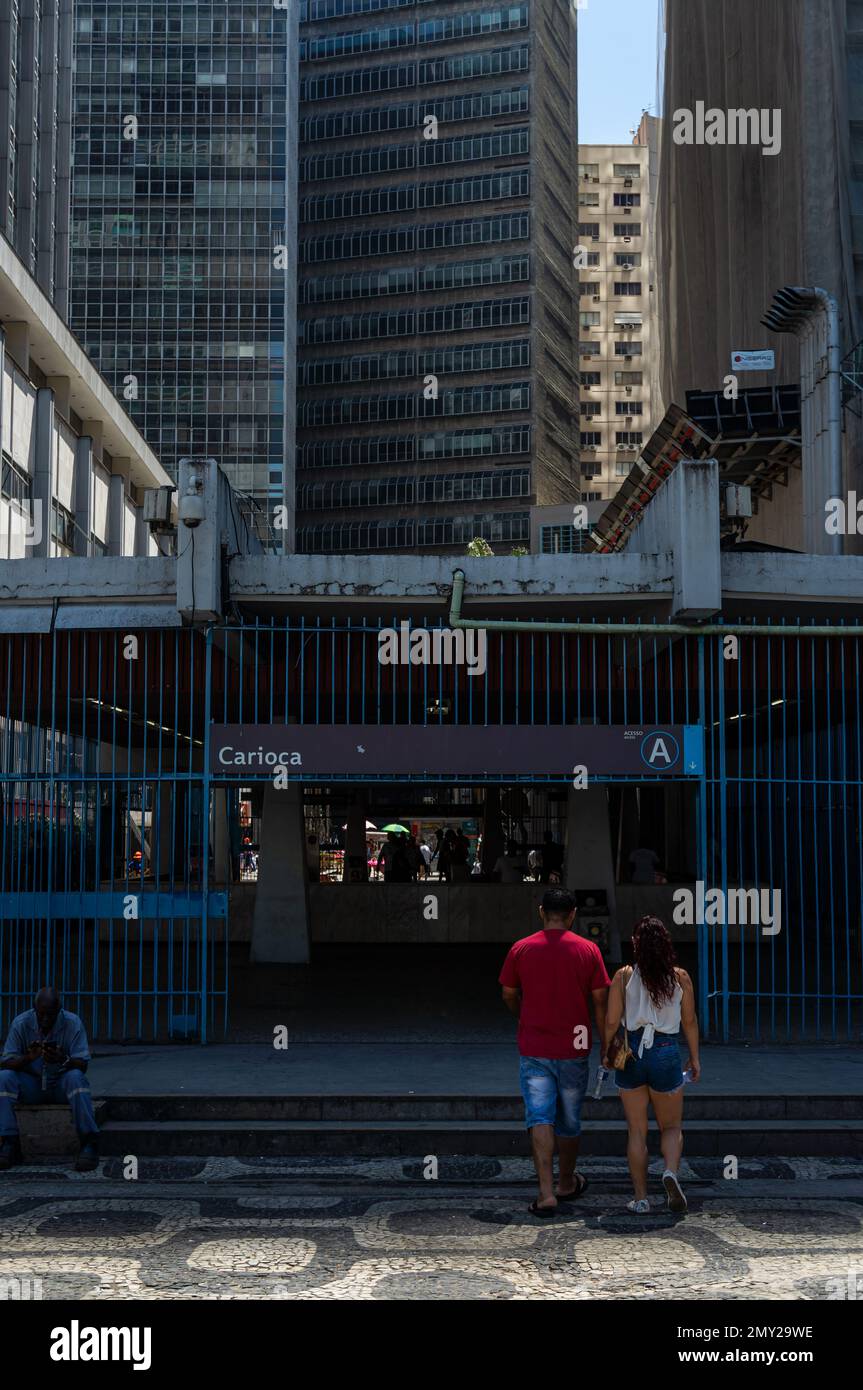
top-left (576, 135), bottom-right (660, 502)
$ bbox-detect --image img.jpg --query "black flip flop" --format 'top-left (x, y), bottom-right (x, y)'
top-left (556, 1174), bottom-right (589, 1201)
top-left (528, 1201), bottom-right (557, 1218)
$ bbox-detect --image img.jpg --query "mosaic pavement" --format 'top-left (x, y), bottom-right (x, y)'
top-left (0, 1157), bottom-right (861, 1300)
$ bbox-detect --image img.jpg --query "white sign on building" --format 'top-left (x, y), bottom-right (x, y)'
top-left (731, 350), bottom-right (775, 371)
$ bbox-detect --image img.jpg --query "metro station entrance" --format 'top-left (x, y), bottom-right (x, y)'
top-left (221, 775), bottom-right (702, 1046)
top-left (1, 618), bottom-right (861, 1043)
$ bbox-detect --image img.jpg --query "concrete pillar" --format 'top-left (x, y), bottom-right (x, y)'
top-left (73, 435), bottom-right (93, 556)
top-left (564, 785), bottom-right (621, 963)
top-left (480, 786), bottom-right (505, 874)
top-left (4, 322), bottom-right (30, 375)
top-left (251, 783), bottom-right (311, 963)
top-left (342, 799), bottom-right (369, 882)
top-left (81, 419), bottom-right (104, 466)
top-left (176, 457), bottom-right (222, 621)
top-left (134, 502), bottom-right (148, 557)
top-left (664, 782), bottom-right (697, 880)
top-left (617, 786), bottom-right (641, 879)
top-left (107, 474), bottom-right (126, 557)
top-left (46, 375), bottom-right (72, 420)
top-left (213, 787), bottom-right (231, 887)
top-left (31, 387), bottom-right (54, 558)
top-left (155, 783), bottom-right (175, 884)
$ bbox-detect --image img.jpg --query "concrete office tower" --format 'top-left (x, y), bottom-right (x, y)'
top-left (577, 131), bottom-right (660, 503)
top-left (296, 0), bottom-right (579, 555)
top-left (68, 1), bottom-right (300, 526)
top-left (656, 0), bottom-right (863, 550)
top-left (0, 0), bottom-right (74, 316)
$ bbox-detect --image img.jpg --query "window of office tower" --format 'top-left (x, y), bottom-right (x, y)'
top-left (297, 0), bottom-right (579, 554)
top-left (69, 1), bottom-right (292, 515)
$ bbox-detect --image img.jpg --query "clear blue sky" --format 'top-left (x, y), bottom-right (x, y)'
top-left (577, 0), bottom-right (661, 146)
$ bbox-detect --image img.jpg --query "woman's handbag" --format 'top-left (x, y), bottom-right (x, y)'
top-left (606, 968), bottom-right (633, 1071)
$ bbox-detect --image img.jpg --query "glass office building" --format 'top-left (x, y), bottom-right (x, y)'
top-left (0, 0), bottom-right (73, 315)
top-left (296, 0), bottom-right (580, 553)
top-left (69, 1), bottom-right (298, 522)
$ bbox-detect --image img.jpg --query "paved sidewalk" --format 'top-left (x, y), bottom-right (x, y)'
top-left (1, 1157), bottom-right (861, 1300)
top-left (87, 1041), bottom-right (860, 1096)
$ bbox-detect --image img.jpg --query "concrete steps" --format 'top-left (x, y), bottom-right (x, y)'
top-left (95, 1094), bottom-right (863, 1158)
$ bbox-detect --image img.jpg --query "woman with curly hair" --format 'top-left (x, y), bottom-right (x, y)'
top-left (603, 915), bottom-right (700, 1214)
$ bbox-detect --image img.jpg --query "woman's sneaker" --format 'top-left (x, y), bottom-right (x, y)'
top-left (626, 1198), bottom-right (650, 1214)
top-left (662, 1169), bottom-right (687, 1212)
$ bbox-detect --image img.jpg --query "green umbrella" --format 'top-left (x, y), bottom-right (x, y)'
top-left (381, 823), bottom-right (410, 834)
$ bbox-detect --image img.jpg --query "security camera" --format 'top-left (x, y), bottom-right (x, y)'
top-left (179, 476), bottom-right (206, 528)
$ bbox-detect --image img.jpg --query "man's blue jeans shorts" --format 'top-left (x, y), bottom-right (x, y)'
top-left (519, 1056), bottom-right (590, 1137)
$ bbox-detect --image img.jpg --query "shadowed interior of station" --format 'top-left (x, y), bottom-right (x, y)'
top-left (224, 942), bottom-right (704, 1046)
top-left (228, 945), bottom-right (517, 1044)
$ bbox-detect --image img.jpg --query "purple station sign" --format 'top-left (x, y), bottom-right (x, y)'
top-left (210, 725), bottom-right (704, 778)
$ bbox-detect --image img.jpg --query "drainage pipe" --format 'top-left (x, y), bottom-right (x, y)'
top-left (448, 569), bottom-right (863, 639)
top-left (812, 287), bottom-right (844, 555)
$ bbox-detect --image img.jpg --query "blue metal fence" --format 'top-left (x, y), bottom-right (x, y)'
top-left (0, 618), bottom-right (860, 1041)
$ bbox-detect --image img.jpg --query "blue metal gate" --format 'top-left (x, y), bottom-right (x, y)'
top-left (0, 629), bottom-right (227, 1043)
top-left (0, 618), bottom-right (860, 1041)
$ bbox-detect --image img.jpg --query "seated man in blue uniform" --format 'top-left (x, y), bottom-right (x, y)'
top-left (0, 986), bottom-right (100, 1172)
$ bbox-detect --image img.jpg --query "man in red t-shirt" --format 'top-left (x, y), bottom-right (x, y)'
top-left (499, 887), bottom-right (610, 1215)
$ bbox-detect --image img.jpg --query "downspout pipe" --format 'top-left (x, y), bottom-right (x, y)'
top-left (448, 569), bottom-right (863, 638)
top-left (812, 287), bottom-right (843, 552)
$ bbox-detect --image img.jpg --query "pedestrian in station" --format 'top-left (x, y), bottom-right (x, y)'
top-left (499, 888), bottom-right (610, 1216)
top-left (628, 844), bottom-right (660, 884)
top-left (438, 830), bottom-right (455, 882)
top-left (603, 915), bottom-right (700, 1214)
top-left (0, 986), bottom-right (100, 1172)
top-left (539, 830), bottom-right (564, 883)
top-left (492, 839), bottom-right (528, 884)
top-left (450, 827), bottom-right (470, 882)
top-left (405, 834), bottom-right (423, 882)
top-left (388, 833), bottom-right (413, 883)
top-left (418, 839), bottom-right (432, 879)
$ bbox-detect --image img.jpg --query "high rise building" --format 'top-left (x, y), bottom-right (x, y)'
top-left (0, 0), bottom-right (74, 315)
top-left (295, 0), bottom-right (580, 555)
top-left (655, 0), bottom-right (863, 551)
top-left (0, 0), bottom-right (173, 564)
top-left (576, 132), bottom-right (660, 503)
top-left (68, 1), bottom-right (299, 523)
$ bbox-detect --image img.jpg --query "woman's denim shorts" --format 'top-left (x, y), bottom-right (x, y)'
top-left (614, 1028), bottom-right (684, 1093)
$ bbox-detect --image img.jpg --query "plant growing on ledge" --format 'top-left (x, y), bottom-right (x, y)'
top-left (510, 546), bottom-right (529, 557)
top-left (465, 537), bottom-right (493, 557)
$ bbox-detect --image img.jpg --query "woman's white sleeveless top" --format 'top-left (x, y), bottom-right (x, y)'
top-left (624, 967), bottom-right (683, 1056)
